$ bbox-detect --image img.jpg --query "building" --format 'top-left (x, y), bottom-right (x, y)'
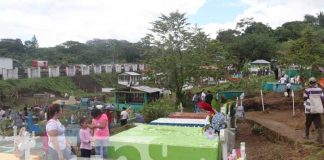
top-left (114, 85), bottom-right (162, 111)
top-left (118, 72), bottom-right (142, 86)
top-left (0, 57), bottom-right (23, 79)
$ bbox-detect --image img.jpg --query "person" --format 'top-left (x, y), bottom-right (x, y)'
top-left (279, 75), bottom-right (286, 84)
top-left (201, 89), bottom-right (206, 102)
top-left (79, 117), bottom-right (92, 158)
top-left (286, 82), bottom-right (291, 97)
top-left (205, 91), bottom-right (213, 104)
top-left (88, 107), bottom-right (109, 159)
top-left (105, 105), bottom-right (113, 132)
top-left (120, 107), bottom-right (129, 126)
top-left (303, 77), bottom-right (324, 143)
top-left (192, 93), bottom-right (200, 112)
top-left (135, 113), bottom-right (145, 123)
top-left (46, 104), bottom-right (75, 160)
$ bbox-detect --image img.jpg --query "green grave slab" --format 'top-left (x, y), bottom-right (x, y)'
top-left (108, 124), bottom-right (221, 160)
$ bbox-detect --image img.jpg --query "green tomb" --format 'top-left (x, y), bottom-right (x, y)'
top-left (108, 124), bottom-right (221, 160)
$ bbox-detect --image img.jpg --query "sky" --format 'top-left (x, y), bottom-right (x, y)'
top-left (0, 0), bottom-right (324, 47)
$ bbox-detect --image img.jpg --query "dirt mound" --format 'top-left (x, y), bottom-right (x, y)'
top-left (243, 91), bottom-right (304, 111)
top-left (71, 75), bottom-right (102, 93)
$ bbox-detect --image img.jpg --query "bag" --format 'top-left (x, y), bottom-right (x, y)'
top-left (284, 92), bottom-right (288, 97)
top-left (309, 94), bottom-right (324, 113)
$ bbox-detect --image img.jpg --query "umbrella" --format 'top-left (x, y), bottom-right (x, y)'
top-left (197, 102), bottom-right (216, 114)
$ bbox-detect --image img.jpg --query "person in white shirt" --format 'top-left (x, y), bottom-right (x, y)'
top-left (279, 75), bottom-right (286, 84)
top-left (120, 107), bottom-right (129, 126)
top-left (201, 89), bottom-right (206, 102)
top-left (46, 104), bottom-right (75, 160)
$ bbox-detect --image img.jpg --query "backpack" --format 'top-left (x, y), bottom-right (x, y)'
top-left (309, 94), bottom-right (324, 113)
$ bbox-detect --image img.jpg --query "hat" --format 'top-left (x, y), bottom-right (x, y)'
top-left (309, 77), bottom-right (317, 84)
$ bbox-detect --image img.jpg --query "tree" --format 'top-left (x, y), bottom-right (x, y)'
top-left (144, 11), bottom-right (209, 105)
top-left (24, 35), bottom-right (39, 52)
top-left (216, 29), bottom-right (240, 44)
top-left (317, 12), bottom-right (324, 27)
top-left (287, 28), bottom-right (324, 67)
top-left (228, 33), bottom-right (277, 69)
top-left (304, 14), bottom-right (317, 25)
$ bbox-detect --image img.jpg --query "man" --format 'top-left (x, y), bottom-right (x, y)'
top-left (303, 77), bottom-right (324, 143)
top-left (192, 93), bottom-right (200, 112)
top-left (205, 91), bottom-right (213, 105)
top-left (120, 107), bottom-right (129, 126)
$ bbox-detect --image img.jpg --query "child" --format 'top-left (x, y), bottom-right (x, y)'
top-left (79, 117), bottom-right (92, 158)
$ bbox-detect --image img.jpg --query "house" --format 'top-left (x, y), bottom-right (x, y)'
top-left (118, 72), bottom-right (142, 86)
top-left (114, 85), bottom-right (162, 111)
top-left (0, 57), bottom-right (22, 79)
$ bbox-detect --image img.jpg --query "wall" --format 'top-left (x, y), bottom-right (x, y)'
top-left (66, 66), bottom-right (76, 77)
top-left (48, 66), bottom-right (60, 77)
top-left (81, 65), bottom-right (90, 75)
top-left (27, 67), bottom-right (41, 78)
top-left (0, 58), bottom-right (13, 69)
top-left (2, 68), bottom-right (18, 80)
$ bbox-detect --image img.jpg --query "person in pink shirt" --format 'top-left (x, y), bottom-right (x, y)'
top-left (88, 107), bottom-right (109, 159)
top-left (79, 117), bottom-right (92, 158)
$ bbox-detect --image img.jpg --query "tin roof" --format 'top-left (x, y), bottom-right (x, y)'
top-left (131, 86), bottom-right (162, 93)
top-left (250, 59), bottom-right (270, 64)
top-left (119, 72), bottom-right (141, 76)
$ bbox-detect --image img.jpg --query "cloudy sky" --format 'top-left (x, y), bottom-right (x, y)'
top-left (0, 0), bottom-right (324, 47)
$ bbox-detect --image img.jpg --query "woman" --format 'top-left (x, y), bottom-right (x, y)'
top-left (89, 107), bottom-right (109, 159)
top-left (46, 104), bottom-right (75, 160)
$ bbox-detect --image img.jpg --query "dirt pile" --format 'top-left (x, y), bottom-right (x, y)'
top-left (71, 75), bottom-right (102, 93)
top-left (243, 90), bottom-right (304, 111)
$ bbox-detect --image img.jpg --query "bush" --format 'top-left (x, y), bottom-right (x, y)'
top-left (141, 98), bottom-right (177, 123)
top-left (251, 124), bottom-right (264, 135)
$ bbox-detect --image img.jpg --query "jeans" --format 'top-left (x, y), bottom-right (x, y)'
top-left (48, 147), bottom-right (76, 160)
top-left (95, 139), bottom-right (108, 159)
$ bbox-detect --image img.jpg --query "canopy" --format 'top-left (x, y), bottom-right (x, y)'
top-left (250, 59), bottom-right (270, 64)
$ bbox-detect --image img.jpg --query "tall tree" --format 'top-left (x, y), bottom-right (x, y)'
top-left (24, 35), bottom-right (39, 51)
top-left (145, 11), bottom-right (209, 105)
top-left (317, 12), bottom-right (324, 27)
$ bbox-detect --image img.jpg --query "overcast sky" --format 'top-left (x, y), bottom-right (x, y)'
top-left (0, 0), bottom-right (324, 47)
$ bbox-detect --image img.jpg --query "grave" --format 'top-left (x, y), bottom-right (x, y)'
top-left (108, 124), bottom-right (221, 160)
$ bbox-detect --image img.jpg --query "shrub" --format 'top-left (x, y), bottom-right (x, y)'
top-left (251, 124), bottom-right (264, 135)
top-left (141, 98), bottom-right (177, 123)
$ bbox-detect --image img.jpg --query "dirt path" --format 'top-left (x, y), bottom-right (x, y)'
top-left (235, 121), bottom-right (311, 160)
top-left (237, 110), bottom-right (324, 160)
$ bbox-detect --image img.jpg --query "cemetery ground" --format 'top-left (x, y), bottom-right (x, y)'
top-left (237, 91), bottom-right (324, 160)
top-left (1, 83), bottom-right (324, 159)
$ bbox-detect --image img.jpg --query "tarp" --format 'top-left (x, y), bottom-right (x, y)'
top-left (197, 102), bottom-right (215, 114)
top-left (216, 91), bottom-right (243, 100)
